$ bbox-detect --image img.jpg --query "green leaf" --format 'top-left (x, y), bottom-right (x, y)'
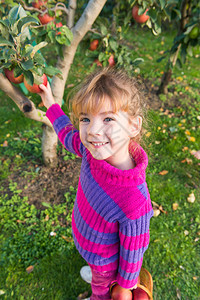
top-left (100, 24), bottom-right (107, 36)
top-left (61, 26), bottom-right (73, 41)
top-left (55, 35), bottom-right (71, 46)
top-left (132, 58), bottom-right (144, 66)
top-left (33, 52), bottom-right (46, 65)
top-left (21, 60), bottom-right (34, 71)
top-left (0, 21), bottom-right (9, 39)
top-left (110, 40), bottom-right (118, 52)
top-left (30, 42), bottom-right (48, 58)
top-left (159, 0), bottom-right (166, 10)
top-left (23, 70), bottom-right (34, 85)
top-left (98, 52), bottom-right (106, 61)
top-left (0, 38), bottom-right (14, 47)
top-left (9, 6), bottom-right (21, 25)
top-left (17, 16), bottom-right (39, 34)
top-left (44, 66), bottom-right (62, 77)
top-left (13, 66), bottom-right (23, 77)
top-left (42, 202), bottom-right (51, 208)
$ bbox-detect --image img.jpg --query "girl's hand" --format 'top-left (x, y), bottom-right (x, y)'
top-left (39, 82), bottom-right (55, 109)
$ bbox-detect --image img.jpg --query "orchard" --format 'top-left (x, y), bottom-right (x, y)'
top-left (0, 1), bottom-right (199, 300)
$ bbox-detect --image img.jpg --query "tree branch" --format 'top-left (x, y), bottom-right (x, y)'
top-left (68, 0), bottom-right (77, 28)
top-left (51, 0), bottom-right (107, 105)
top-left (0, 74), bottom-right (52, 127)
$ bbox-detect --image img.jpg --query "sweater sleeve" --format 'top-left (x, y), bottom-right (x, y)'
top-left (46, 103), bottom-right (84, 157)
top-left (116, 210), bottom-right (152, 289)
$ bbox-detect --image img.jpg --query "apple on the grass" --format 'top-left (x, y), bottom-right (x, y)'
top-left (38, 13), bottom-right (54, 25)
top-left (4, 68), bottom-right (24, 84)
top-left (24, 74), bottom-right (48, 94)
top-left (132, 5), bottom-right (149, 24)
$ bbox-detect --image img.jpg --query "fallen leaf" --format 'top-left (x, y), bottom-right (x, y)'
top-left (187, 193), bottom-right (195, 203)
top-left (77, 291), bottom-right (89, 300)
top-left (61, 235), bottom-right (73, 242)
top-left (26, 265), bottom-right (34, 274)
top-left (153, 208), bottom-right (160, 217)
top-left (2, 141), bottom-right (8, 147)
top-left (176, 288), bottom-right (181, 300)
top-left (145, 132), bottom-right (151, 137)
top-left (191, 150), bottom-right (200, 160)
top-left (187, 136), bottom-right (196, 142)
top-left (185, 130), bottom-right (191, 135)
top-left (172, 203), bottom-right (179, 211)
top-left (0, 290), bottom-right (5, 295)
top-left (67, 83), bottom-right (74, 88)
top-left (159, 170), bottom-right (168, 175)
top-left (193, 276), bottom-right (198, 281)
top-left (182, 147), bottom-right (189, 151)
top-left (155, 141), bottom-right (160, 144)
top-left (184, 230), bottom-right (189, 236)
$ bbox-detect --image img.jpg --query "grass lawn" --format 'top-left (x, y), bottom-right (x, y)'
top-left (0, 26), bottom-right (200, 300)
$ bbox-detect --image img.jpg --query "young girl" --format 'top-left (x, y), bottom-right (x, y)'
top-left (39, 68), bottom-right (154, 300)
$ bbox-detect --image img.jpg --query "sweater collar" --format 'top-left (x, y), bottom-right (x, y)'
top-left (85, 141), bottom-right (148, 186)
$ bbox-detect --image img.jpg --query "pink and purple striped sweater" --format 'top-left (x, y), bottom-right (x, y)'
top-left (46, 104), bottom-right (153, 289)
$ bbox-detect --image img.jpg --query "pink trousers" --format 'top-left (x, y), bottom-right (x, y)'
top-left (90, 268), bottom-right (118, 300)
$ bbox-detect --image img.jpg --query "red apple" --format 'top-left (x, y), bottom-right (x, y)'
top-left (4, 68), bottom-right (24, 84)
top-left (132, 5), bottom-right (149, 24)
top-left (24, 74), bottom-right (48, 94)
top-left (56, 22), bottom-right (63, 28)
top-left (89, 40), bottom-right (99, 51)
top-left (133, 287), bottom-right (150, 300)
top-left (32, 0), bottom-right (47, 9)
top-left (94, 59), bottom-right (102, 67)
top-left (56, 22), bottom-right (63, 35)
top-left (108, 54), bottom-right (115, 66)
top-left (38, 13), bottom-right (54, 25)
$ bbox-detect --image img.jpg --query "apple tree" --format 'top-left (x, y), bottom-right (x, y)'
top-left (0, 0), bottom-right (108, 167)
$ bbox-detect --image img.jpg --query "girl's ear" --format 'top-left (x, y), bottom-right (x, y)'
top-left (129, 116), bottom-right (142, 137)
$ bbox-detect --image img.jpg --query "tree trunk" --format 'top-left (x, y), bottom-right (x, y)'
top-left (42, 124), bottom-right (58, 167)
top-left (157, 0), bottom-right (191, 95)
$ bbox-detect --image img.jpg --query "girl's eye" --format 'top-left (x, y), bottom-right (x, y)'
top-left (104, 117), bottom-right (114, 122)
top-left (80, 117), bottom-right (90, 123)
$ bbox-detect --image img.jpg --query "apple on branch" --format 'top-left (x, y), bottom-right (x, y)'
top-left (4, 68), bottom-right (24, 84)
top-left (132, 5), bottom-right (149, 24)
top-left (24, 74), bottom-right (48, 93)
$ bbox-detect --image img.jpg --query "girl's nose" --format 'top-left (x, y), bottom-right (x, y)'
top-left (88, 121), bottom-right (103, 136)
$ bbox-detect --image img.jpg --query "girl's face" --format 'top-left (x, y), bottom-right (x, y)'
top-left (79, 97), bottom-right (141, 169)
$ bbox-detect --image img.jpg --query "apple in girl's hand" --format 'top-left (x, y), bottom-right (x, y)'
top-left (4, 68), bottom-right (24, 84)
top-left (32, 0), bottom-right (47, 9)
top-left (38, 13), bottom-right (54, 25)
top-left (89, 40), bottom-right (99, 51)
top-left (132, 5), bottom-right (149, 24)
top-left (24, 74), bottom-right (48, 94)
top-left (108, 54), bottom-right (115, 66)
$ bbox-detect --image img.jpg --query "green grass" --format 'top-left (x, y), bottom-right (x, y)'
top-left (0, 27), bottom-right (200, 299)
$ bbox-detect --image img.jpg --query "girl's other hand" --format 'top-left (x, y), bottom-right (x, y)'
top-left (39, 82), bottom-right (55, 109)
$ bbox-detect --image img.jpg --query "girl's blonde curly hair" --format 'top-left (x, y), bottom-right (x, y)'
top-left (69, 67), bottom-right (147, 145)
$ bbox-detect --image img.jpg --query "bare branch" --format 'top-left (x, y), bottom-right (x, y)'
top-left (0, 74), bottom-right (52, 127)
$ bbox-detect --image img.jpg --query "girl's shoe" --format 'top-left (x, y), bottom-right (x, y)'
top-left (80, 266), bottom-right (92, 284)
top-left (133, 268), bottom-right (153, 300)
